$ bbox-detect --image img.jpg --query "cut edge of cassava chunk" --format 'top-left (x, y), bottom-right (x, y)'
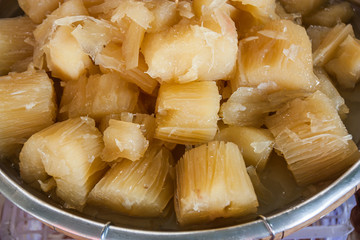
top-left (306, 25), bottom-right (331, 52)
top-left (175, 141), bottom-right (258, 225)
top-left (18, 0), bottom-right (64, 24)
top-left (230, 0), bottom-right (278, 23)
top-left (122, 20), bottom-right (146, 70)
top-left (145, 0), bottom-right (180, 33)
top-left (96, 42), bottom-right (159, 95)
top-left (313, 67), bottom-right (349, 119)
top-left (220, 87), bottom-right (270, 127)
top-left (265, 91), bottom-right (360, 186)
top-left (231, 19), bottom-right (318, 93)
top-left (303, 2), bottom-right (354, 27)
top-left (0, 69), bottom-right (57, 159)
top-left (19, 117), bottom-right (108, 211)
top-left (193, 0), bottom-right (227, 17)
top-left (88, 144), bottom-right (174, 217)
top-left (33, 0), bottom-right (90, 69)
top-left (220, 86), bottom-right (312, 127)
top-left (141, 9), bottom-right (238, 84)
top-left (59, 72), bottom-right (139, 121)
top-left (155, 81), bottom-right (220, 145)
top-left (215, 126), bottom-right (274, 173)
top-left (313, 23), bottom-right (354, 66)
top-left (102, 119), bottom-right (149, 162)
top-left (0, 16), bottom-right (35, 76)
top-left (45, 24), bottom-right (93, 81)
top-left (99, 112), bottom-right (156, 140)
top-left (324, 35), bottom-right (360, 89)
top-left (71, 17), bottom-right (125, 62)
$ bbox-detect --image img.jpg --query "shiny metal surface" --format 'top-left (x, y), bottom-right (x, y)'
top-left (1, 0), bottom-right (360, 239)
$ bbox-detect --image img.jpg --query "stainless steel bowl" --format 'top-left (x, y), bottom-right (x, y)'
top-left (1, 1), bottom-right (360, 239)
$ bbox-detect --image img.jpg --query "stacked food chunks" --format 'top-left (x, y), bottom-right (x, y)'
top-left (0, 0), bottom-right (359, 227)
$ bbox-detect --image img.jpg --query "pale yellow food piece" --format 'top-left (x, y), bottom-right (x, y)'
top-left (279, 0), bottom-right (326, 15)
top-left (231, 19), bottom-right (317, 93)
top-left (155, 81), bottom-right (220, 145)
top-left (88, 144), bottom-right (174, 217)
top-left (18, 0), bottom-right (64, 24)
top-left (33, 0), bottom-right (89, 69)
top-left (92, 0), bottom-right (151, 70)
top-left (193, 0), bottom-right (227, 17)
top-left (145, 0), bottom-right (180, 32)
top-left (175, 141), bottom-right (258, 225)
top-left (325, 35), bottom-right (360, 89)
top-left (87, 0), bottom-right (122, 19)
top-left (230, 0), bottom-right (278, 22)
top-left (265, 91), bottom-right (360, 186)
top-left (313, 23), bottom-right (354, 66)
top-left (19, 117), bottom-right (108, 211)
top-left (99, 112), bottom-right (156, 140)
top-left (141, 10), bottom-right (238, 83)
top-left (0, 17), bottom-right (35, 75)
top-left (216, 126), bottom-right (274, 172)
top-left (220, 87), bottom-right (270, 127)
top-left (177, 0), bottom-right (195, 19)
top-left (0, 69), bottom-right (57, 158)
top-left (313, 67), bottom-right (349, 119)
top-left (303, 2), bottom-right (354, 27)
top-left (229, 6), bottom-right (264, 39)
top-left (102, 119), bottom-right (149, 162)
top-left (122, 21), bottom-right (145, 70)
top-left (119, 112), bottom-right (156, 140)
top-left (96, 42), bottom-right (159, 94)
top-left (71, 17), bottom-right (124, 61)
top-left (306, 25), bottom-right (331, 52)
top-left (220, 86), bottom-right (311, 127)
top-left (45, 25), bottom-right (93, 81)
top-left (59, 72), bottom-right (139, 121)
top-left (110, 0), bottom-right (154, 29)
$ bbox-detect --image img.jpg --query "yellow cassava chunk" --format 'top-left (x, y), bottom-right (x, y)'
top-left (216, 126), bottom-right (274, 172)
top-left (18, 0), bottom-right (64, 24)
top-left (102, 119), bottom-right (149, 162)
top-left (141, 10), bottom-right (238, 83)
top-left (313, 67), bottom-right (349, 119)
top-left (325, 35), bottom-right (360, 89)
top-left (59, 72), bottom-right (139, 121)
top-left (175, 141), bottom-right (258, 225)
top-left (232, 19), bottom-right (317, 92)
top-left (45, 25), bottom-right (93, 81)
top-left (88, 144), bottom-right (174, 217)
top-left (19, 117), bottom-right (108, 211)
top-left (0, 17), bottom-right (35, 75)
top-left (230, 0), bottom-right (278, 22)
top-left (265, 91), bottom-right (360, 186)
top-left (33, 0), bottom-right (89, 69)
top-left (0, 69), bottom-right (56, 158)
top-left (155, 81), bottom-right (220, 145)
top-left (313, 23), bottom-right (354, 66)
top-left (97, 42), bottom-right (159, 94)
